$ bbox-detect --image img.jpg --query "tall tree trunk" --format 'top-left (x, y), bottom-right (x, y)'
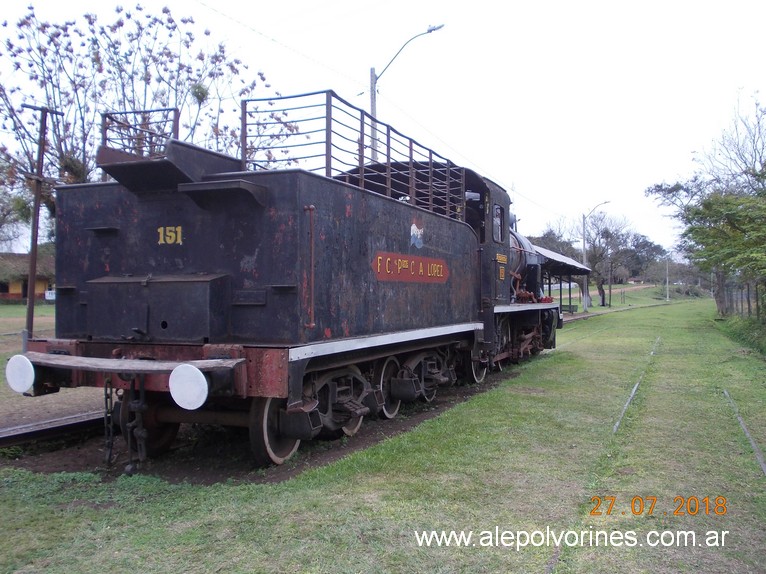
top-left (713, 269), bottom-right (727, 316)
top-left (597, 278), bottom-right (606, 306)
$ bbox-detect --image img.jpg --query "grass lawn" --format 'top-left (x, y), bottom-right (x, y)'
top-left (0, 298), bottom-right (764, 573)
top-left (0, 303), bottom-right (55, 320)
top-left (0, 304), bottom-right (59, 420)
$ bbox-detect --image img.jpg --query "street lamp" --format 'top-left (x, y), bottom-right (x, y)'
top-left (581, 200), bottom-right (610, 312)
top-left (370, 24), bottom-right (444, 160)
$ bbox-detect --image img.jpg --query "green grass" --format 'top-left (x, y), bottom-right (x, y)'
top-left (556, 283), bottom-right (705, 321)
top-left (0, 303), bottom-right (55, 320)
top-left (1, 299), bottom-right (764, 573)
top-left (0, 303), bottom-right (57, 414)
top-left (582, 283), bottom-right (705, 312)
top-left (717, 315), bottom-right (766, 355)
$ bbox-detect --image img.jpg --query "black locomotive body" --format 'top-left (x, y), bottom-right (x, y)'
top-left (55, 166), bottom-right (479, 346)
top-left (6, 91), bottom-right (562, 466)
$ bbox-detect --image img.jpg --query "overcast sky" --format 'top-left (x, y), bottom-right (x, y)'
top-left (6, 0), bottom-right (766, 250)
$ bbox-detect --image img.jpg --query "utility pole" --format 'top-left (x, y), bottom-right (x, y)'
top-left (22, 104), bottom-right (63, 342)
top-left (369, 24), bottom-right (444, 161)
top-left (581, 200), bottom-right (609, 312)
top-left (666, 257), bottom-right (670, 301)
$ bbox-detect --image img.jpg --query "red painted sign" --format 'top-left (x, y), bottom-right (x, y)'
top-left (371, 251), bottom-right (450, 283)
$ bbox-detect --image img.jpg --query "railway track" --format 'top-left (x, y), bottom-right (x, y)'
top-left (0, 411), bottom-right (104, 449)
top-left (0, 313), bottom-right (594, 451)
top-left (0, 307), bottom-right (638, 453)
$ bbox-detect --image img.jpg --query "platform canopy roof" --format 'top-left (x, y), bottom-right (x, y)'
top-left (533, 244), bottom-right (591, 276)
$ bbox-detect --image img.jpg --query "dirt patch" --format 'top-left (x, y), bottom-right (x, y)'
top-left (1, 373), bottom-right (513, 485)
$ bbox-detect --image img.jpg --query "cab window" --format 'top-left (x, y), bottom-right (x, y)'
top-left (492, 204), bottom-right (504, 243)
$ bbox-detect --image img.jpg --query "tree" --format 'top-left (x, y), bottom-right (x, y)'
top-left (530, 219), bottom-right (667, 307)
top-left (623, 233), bottom-right (667, 279)
top-left (683, 193), bottom-right (766, 277)
top-left (0, 4), bottom-right (277, 239)
top-left (582, 212), bottom-right (632, 306)
top-left (527, 226), bottom-right (579, 261)
top-left (644, 175), bottom-right (713, 213)
top-left (645, 96), bottom-right (766, 316)
top-left (700, 98), bottom-right (766, 195)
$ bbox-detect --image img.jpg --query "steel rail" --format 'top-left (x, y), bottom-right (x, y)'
top-left (0, 411), bottom-right (103, 448)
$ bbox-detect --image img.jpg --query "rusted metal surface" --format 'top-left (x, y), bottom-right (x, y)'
top-left (247, 348), bottom-right (289, 398)
top-left (20, 349), bottom-right (246, 396)
top-left (22, 350), bottom-right (244, 374)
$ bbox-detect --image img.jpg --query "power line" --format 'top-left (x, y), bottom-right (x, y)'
top-left (191, 1), bottom-right (367, 94)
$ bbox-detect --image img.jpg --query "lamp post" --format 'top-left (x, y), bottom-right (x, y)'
top-left (370, 24), bottom-right (444, 160)
top-left (581, 200), bottom-right (609, 312)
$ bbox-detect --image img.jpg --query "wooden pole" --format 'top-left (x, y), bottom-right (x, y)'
top-left (22, 104), bottom-right (63, 338)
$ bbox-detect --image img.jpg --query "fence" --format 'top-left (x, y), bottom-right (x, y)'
top-left (724, 282), bottom-right (762, 321)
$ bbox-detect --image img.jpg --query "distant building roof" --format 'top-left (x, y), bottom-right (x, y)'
top-left (0, 248), bottom-right (55, 283)
top-left (533, 244), bottom-right (590, 276)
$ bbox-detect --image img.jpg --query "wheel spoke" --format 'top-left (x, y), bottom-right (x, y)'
top-left (375, 356), bottom-right (401, 419)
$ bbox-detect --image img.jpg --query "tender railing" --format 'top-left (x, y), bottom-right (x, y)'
top-left (100, 108), bottom-right (180, 158)
top-left (241, 90), bottom-right (465, 220)
top-left (96, 92), bottom-right (467, 220)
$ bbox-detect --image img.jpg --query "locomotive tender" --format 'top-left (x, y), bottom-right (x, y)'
top-left (6, 91), bottom-right (562, 466)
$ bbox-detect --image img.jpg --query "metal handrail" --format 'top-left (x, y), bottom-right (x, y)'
top-left (100, 108), bottom-right (180, 158)
top-left (95, 92), bottom-right (467, 220)
top-left (241, 90), bottom-right (465, 220)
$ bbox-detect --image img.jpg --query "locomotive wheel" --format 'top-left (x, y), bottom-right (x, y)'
top-left (422, 387), bottom-right (437, 402)
top-left (249, 397), bottom-right (300, 466)
top-left (470, 359), bottom-right (487, 384)
top-left (117, 392), bottom-right (180, 457)
top-left (374, 356), bottom-right (401, 419)
top-left (421, 374), bottom-right (438, 402)
top-left (340, 413), bottom-right (364, 436)
top-left (317, 412), bottom-right (363, 439)
top-left (339, 368), bottom-right (367, 436)
top-left (315, 367), bottom-right (368, 440)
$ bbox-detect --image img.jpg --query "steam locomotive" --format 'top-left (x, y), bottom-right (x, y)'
top-left (6, 91), bottom-right (563, 467)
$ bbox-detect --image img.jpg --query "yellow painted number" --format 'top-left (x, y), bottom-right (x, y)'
top-left (157, 226), bottom-right (183, 245)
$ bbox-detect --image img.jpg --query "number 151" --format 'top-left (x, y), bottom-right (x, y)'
top-left (157, 226), bottom-right (183, 245)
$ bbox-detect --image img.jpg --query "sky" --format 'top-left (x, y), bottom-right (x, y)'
top-left (5, 0), bottom-right (766, 250)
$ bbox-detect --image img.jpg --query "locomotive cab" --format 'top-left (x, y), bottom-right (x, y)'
top-left (463, 174), bottom-right (558, 364)
top-left (463, 176), bottom-right (513, 306)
